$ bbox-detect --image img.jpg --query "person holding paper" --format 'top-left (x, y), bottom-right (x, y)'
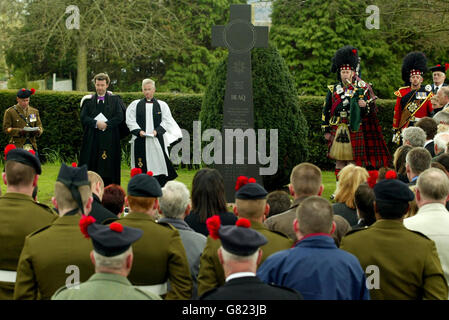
top-left (126, 78), bottom-right (182, 187)
top-left (79, 73), bottom-right (125, 186)
top-left (3, 88), bottom-right (43, 152)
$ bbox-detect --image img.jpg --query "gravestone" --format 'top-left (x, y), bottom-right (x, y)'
top-left (212, 4), bottom-right (268, 202)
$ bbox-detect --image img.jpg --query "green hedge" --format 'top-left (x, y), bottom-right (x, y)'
top-left (0, 90), bottom-right (396, 170)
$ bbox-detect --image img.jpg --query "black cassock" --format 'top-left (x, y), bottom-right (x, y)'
top-left (79, 93), bottom-right (124, 186)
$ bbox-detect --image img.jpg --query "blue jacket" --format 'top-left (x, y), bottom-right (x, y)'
top-left (257, 234), bottom-right (369, 300)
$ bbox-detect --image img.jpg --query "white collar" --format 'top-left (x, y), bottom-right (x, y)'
top-left (226, 272), bottom-right (256, 282)
top-left (424, 140), bottom-right (433, 147)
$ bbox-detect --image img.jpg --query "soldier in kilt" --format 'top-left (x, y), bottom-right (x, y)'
top-left (322, 46), bottom-right (391, 196)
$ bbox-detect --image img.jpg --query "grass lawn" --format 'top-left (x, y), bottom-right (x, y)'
top-left (0, 164), bottom-right (336, 207)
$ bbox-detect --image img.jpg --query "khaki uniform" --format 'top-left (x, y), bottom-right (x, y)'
top-left (340, 219), bottom-right (448, 300)
top-left (197, 221), bottom-right (294, 297)
top-left (14, 214), bottom-right (95, 300)
top-left (3, 104), bottom-right (43, 150)
top-left (52, 273), bottom-right (162, 300)
top-left (0, 193), bottom-right (57, 300)
top-left (119, 211), bottom-right (192, 300)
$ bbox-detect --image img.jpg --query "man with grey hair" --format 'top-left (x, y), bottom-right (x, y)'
top-left (406, 147), bottom-right (432, 186)
top-left (257, 196), bottom-right (369, 300)
top-left (402, 126), bottom-right (427, 147)
top-left (159, 181), bottom-right (206, 299)
top-left (437, 86), bottom-right (449, 110)
top-left (434, 132), bottom-right (449, 156)
top-left (404, 168), bottom-right (449, 298)
top-left (433, 110), bottom-right (449, 133)
top-left (52, 220), bottom-right (160, 300)
top-left (126, 78), bottom-right (182, 187)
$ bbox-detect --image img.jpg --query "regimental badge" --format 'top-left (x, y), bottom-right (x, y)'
top-left (29, 114), bottom-right (37, 122)
top-left (408, 102), bottom-right (418, 114)
top-left (23, 143), bottom-right (33, 151)
top-left (102, 151), bottom-right (107, 160)
top-left (416, 92), bottom-right (427, 100)
top-left (336, 85), bottom-right (343, 95)
top-left (138, 158), bottom-right (143, 168)
top-left (425, 84), bottom-right (432, 92)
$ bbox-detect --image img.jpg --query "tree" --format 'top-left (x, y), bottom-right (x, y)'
top-left (4, 0), bottom-right (188, 91)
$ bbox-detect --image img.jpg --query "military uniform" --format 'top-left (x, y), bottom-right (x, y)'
top-left (3, 104), bottom-right (43, 151)
top-left (341, 219), bottom-right (448, 300)
top-left (197, 221), bottom-right (293, 297)
top-left (393, 85), bottom-right (433, 131)
top-left (52, 273), bottom-right (161, 300)
top-left (14, 214), bottom-right (95, 300)
top-left (0, 193), bottom-right (56, 300)
top-left (119, 211), bottom-right (192, 300)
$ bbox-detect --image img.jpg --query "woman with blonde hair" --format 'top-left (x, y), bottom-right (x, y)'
top-left (332, 164), bottom-right (368, 226)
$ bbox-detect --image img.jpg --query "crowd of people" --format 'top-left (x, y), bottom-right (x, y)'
top-left (1, 47), bottom-right (449, 300)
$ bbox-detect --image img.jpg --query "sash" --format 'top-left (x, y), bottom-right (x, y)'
top-left (398, 90), bottom-right (432, 129)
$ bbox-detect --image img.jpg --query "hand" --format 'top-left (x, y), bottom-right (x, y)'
top-left (324, 133), bottom-right (332, 141)
top-left (97, 121), bottom-right (107, 131)
top-left (139, 130), bottom-right (146, 137)
top-left (358, 100), bottom-right (367, 108)
top-left (153, 130), bottom-right (157, 137)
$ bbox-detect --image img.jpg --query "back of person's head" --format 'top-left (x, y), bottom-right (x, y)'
top-left (431, 161), bottom-right (448, 174)
top-left (93, 247), bottom-right (132, 271)
top-left (102, 184), bottom-right (126, 216)
top-left (5, 161), bottom-right (36, 187)
top-left (393, 145), bottom-right (413, 176)
top-left (374, 179), bottom-right (414, 219)
top-left (416, 117), bottom-right (438, 140)
top-left (402, 126), bottom-right (427, 147)
top-left (332, 215), bottom-right (351, 247)
top-left (434, 131), bottom-right (449, 153)
top-left (266, 190), bottom-right (291, 217)
top-left (406, 147), bottom-right (432, 175)
top-left (334, 164), bottom-right (369, 209)
top-left (235, 198), bottom-right (267, 220)
top-left (290, 162), bottom-right (322, 196)
top-left (160, 181), bottom-right (190, 219)
top-left (354, 183), bottom-right (376, 226)
top-left (296, 196), bottom-right (333, 235)
top-left (434, 153), bottom-right (449, 172)
top-left (417, 168), bottom-right (449, 202)
top-left (54, 181), bottom-right (92, 212)
top-left (191, 168), bottom-right (227, 223)
top-left (88, 171), bottom-right (104, 197)
top-left (433, 110), bottom-right (449, 125)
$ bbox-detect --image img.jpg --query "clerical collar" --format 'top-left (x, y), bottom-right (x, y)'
top-left (146, 98), bottom-right (153, 103)
top-left (226, 272), bottom-right (256, 282)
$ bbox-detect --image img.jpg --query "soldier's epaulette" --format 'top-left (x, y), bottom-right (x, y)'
top-left (327, 85), bottom-right (334, 93)
top-left (344, 226), bottom-right (368, 236)
top-left (268, 229), bottom-right (291, 239)
top-left (35, 202), bottom-right (58, 217)
top-left (394, 87), bottom-right (410, 98)
top-left (27, 224), bottom-right (52, 238)
top-left (408, 229), bottom-right (431, 240)
top-left (156, 221), bottom-right (177, 231)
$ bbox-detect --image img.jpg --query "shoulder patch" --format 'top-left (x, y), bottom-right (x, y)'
top-left (27, 224), bottom-right (52, 237)
top-left (408, 229), bottom-right (431, 240)
top-left (344, 227), bottom-right (368, 236)
top-left (156, 221), bottom-right (177, 231)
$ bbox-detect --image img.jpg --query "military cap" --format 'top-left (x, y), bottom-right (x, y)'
top-left (207, 216), bottom-right (267, 256)
top-left (430, 63), bottom-right (448, 73)
top-left (374, 179), bottom-right (415, 203)
top-left (80, 217), bottom-right (143, 257)
top-left (127, 172), bottom-right (162, 197)
top-left (401, 52), bottom-right (428, 85)
top-left (6, 146), bottom-right (41, 174)
top-left (235, 176), bottom-right (267, 200)
top-left (331, 46), bottom-right (359, 73)
top-left (57, 163), bottom-right (90, 214)
top-left (17, 88), bottom-right (35, 99)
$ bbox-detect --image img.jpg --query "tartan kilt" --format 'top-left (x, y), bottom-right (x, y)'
top-left (327, 115), bottom-right (391, 169)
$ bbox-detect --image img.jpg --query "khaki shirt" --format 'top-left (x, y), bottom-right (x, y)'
top-left (3, 105), bottom-right (43, 150)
